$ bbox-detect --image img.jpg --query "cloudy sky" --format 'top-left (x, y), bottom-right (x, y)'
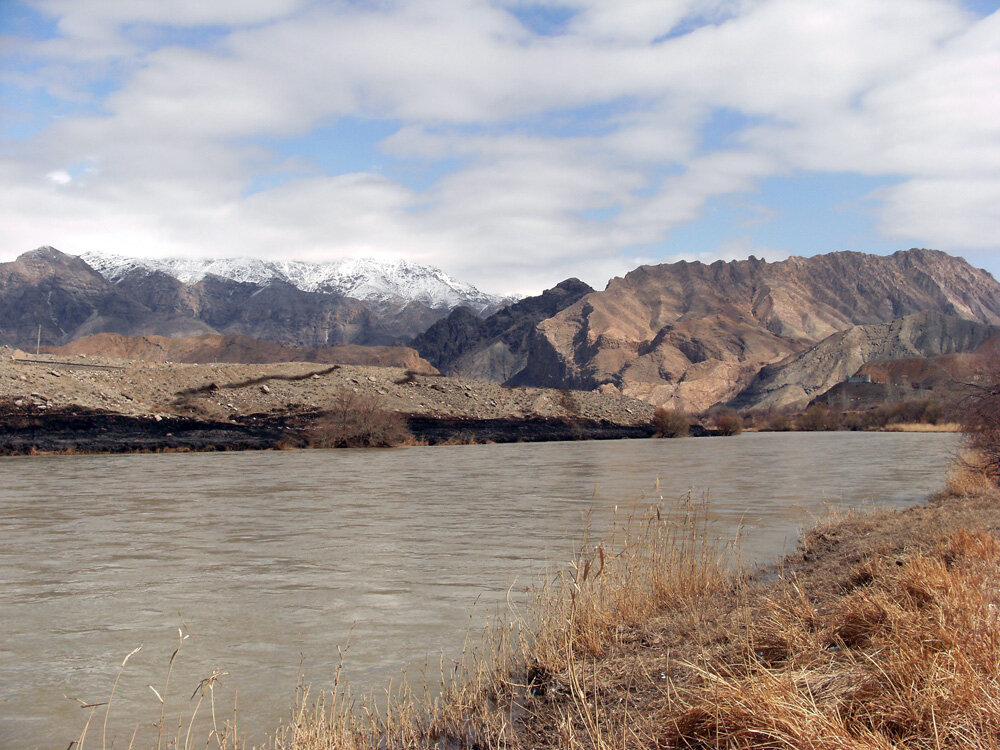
top-left (2, 0), bottom-right (999, 294)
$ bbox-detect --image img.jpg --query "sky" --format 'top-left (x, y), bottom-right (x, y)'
top-left (1, 0), bottom-right (999, 295)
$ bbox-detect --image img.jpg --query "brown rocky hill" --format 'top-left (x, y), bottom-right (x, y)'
top-left (410, 278), bottom-right (593, 382)
top-left (511, 250), bottom-right (1000, 412)
top-left (40, 332), bottom-right (439, 372)
top-left (732, 311), bottom-right (998, 410)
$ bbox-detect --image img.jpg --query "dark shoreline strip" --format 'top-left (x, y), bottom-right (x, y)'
top-left (0, 411), bottom-right (676, 455)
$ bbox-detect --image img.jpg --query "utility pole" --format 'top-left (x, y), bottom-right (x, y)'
top-left (36, 325), bottom-right (41, 356)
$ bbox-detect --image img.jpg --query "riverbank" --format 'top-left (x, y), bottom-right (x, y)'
top-left (263, 463), bottom-right (1000, 748)
top-left (0, 347), bottom-right (663, 453)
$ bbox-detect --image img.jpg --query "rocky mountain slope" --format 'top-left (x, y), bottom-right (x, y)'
top-left (0, 247), bottom-right (507, 348)
top-left (411, 278), bottom-right (593, 381)
top-left (732, 311), bottom-right (998, 410)
top-left (0, 247), bottom-right (154, 345)
top-left (511, 250), bottom-right (1000, 412)
top-left (40, 332), bottom-right (438, 371)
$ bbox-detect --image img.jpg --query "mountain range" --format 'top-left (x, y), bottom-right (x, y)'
top-left (0, 247), bottom-right (507, 349)
top-left (3, 245), bottom-right (999, 413)
top-left (80, 252), bottom-right (509, 313)
top-left (508, 249), bottom-right (1000, 411)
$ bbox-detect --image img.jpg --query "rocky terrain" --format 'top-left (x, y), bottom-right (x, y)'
top-left (6, 246), bottom-right (1000, 417)
top-left (411, 278), bottom-right (593, 381)
top-left (0, 346), bottom-right (657, 452)
top-left (732, 311), bottom-right (999, 410)
top-left (0, 247), bottom-right (507, 349)
top-left (40, 332), bottom-right (438, 371)
top-left (511, 250), bottom-right (1000, 412)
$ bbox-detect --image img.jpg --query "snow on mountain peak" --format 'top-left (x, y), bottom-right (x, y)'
top-left (80, 252), bottom-right (509, 312)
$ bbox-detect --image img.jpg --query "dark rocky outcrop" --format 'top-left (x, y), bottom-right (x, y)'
top-left (411, 278), bottom-right (593, 382)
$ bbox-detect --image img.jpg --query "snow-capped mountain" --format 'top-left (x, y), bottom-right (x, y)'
top-left (80, 252), bottom-right (510, 313)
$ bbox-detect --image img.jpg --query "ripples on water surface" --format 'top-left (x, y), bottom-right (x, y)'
top-left (0, 431), bottom-right (959, 748)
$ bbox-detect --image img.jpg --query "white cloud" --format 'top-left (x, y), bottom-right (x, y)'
top-left (45, 170), bottom-right (71, 185)
top-left (2, 0), bottom-right (999, 293)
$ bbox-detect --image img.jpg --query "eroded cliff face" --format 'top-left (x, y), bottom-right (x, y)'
top-left (515, 250), bottom-right (1000, 412)
top-left (732, 311), bottom-right (999, 411)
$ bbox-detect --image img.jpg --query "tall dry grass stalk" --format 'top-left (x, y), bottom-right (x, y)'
top-left (71, 627), bottom-right (240, 750)
top-left (526, 496), bottom-right (736, 674)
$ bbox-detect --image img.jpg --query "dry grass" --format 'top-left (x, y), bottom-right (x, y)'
top-left (941, 452), bottom-right (997, 499)
top-left (658, 528), bottom-right (1000, 749)
top-left (883, 422), bottom-right (961, 432)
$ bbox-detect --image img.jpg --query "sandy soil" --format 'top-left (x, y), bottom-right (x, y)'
top-left (0, 346), bottom-right (655, 426)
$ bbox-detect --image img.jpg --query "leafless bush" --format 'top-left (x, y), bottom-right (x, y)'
top-left (796, 403), bottom-right (836, 431)
top-left (962, 347), bottom-right (1000, 482)
top-left (711, 407), bottom-right (743, 436)
top-left (309, 390), bottom-right (411, 448)
top-left (653, 406), bottom-right (689, 437)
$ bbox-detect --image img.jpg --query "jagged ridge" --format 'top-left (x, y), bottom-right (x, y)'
top-left (81, 252), bottom-right (510, 312)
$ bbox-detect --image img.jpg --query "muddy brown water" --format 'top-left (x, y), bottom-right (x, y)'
top-left (0, 432), bottom-right (959, 748)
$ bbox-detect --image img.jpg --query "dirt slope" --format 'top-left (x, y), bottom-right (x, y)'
top-left (40, 332), bottom-right (438, 372)
top-left (0, 346), bottom-right (655, 427)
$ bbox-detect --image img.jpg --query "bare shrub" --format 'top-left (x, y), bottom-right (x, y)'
top-left (712, 407), bottom-right (743, 436)
top-left (653, 406), bottom-right (689, 437)
top-left (962, 347), bottom-right (1000, 482)
top-left (766, 411), bottom-right (792, 431)
top-left (309, 390), bottom-right (411, 448)
top-left (796, 403), bottom-right (835, 431)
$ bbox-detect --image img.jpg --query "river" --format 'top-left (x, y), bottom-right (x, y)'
top-left (0, 431), bottom-right (959, 748)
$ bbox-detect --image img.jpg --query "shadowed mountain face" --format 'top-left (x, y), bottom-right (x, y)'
top-left (410, 278), bottom-right (594, 382)
top-left (0, 248), bottom-right (154, 345)
top-left (511, 250), bottom-right (1000, 412)
top-left (732, 311), bottom-right (999, 410)
top-left (0, 247), bottom-right (475, 348)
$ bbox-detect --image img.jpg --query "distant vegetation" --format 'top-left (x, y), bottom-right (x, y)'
top-left (652, 406), bottom-right (690, 437)
top-left (710, 407), bottom-right (743, 436)
top-left (307, 390), bottom-right (412, 448)
top-left (742, 397), bottom-right (956, 433)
